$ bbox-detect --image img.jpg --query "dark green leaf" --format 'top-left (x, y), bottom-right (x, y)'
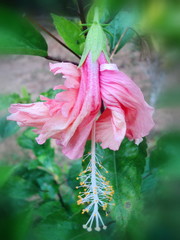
top-left (0, 8), bottom-right (48, 56)
top-left (51, 14), bottom-right (85, 55)
top-left (33, 209), bottom-right (117, 240)
top-left (106, 11), bottom-right (137, 53)
top-left (84, 138), bottom-right (147, 229)
top-left (68, 160), bottom-right (82, 189)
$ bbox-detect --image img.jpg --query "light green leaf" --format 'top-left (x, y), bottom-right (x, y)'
top-left (52, 14), bottom-right (85, 55)
top-left (0, 8), bottom-right (48, 56)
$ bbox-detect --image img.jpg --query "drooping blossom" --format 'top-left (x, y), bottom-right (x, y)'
top-left (7, 9), bottom-right (154, 231)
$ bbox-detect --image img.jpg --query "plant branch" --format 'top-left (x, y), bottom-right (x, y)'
top-left (110, 27), bottom-right (131, 61)
top-left (28, 17), bottom-right (80, 59)
top-left (37, 166), bottom-right (69, 211)
top-left (77, 0), bottom-right (87, 33)
top-left (110, 27), bottom-right (150, 61)
top-left (57, 188), bottom-right (69, 211)
top-left (45, 55), bottom-right (78, 65)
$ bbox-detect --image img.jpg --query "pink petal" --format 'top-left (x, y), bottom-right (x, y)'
top-left (7, 54), bottom-right (102, 160)
top-left (100, 63), bottom-right (154, 142)
top-left (56, 54), bottom-right (101, 158)
top-left (49, 62), bottom-right (80, 89)
top-left (7, 103), bottom-right (50, 127)
top-left (61, 118), bottom-right (94, 159)
top-left (96, 108), bottom-right (126, 150)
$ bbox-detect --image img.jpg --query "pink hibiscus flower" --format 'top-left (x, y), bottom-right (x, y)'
top-left (7, 52), bottom-right (154, 159)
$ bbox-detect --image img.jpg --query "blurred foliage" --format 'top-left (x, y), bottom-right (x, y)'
top-left (156, 87), bottom-right (180, 108)
top-left (150, 132), bottom-right (180, 177)
top-left (2, 128), bottom-right (180, 240)
top-left (0, 0), bottom-right (180, 239)
top-left (0, 88), bottom-right (31, 142)
top-left (0, 132), bottom-right (149, 240)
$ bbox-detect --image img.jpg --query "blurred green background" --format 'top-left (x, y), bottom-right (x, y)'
top-left (0, 0), bottom-right (180, 240)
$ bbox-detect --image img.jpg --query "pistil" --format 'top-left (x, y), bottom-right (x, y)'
top-left (76, 122), bottom-right (114, 231)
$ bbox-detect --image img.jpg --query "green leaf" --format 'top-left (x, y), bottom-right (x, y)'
top-left (106, 11), bottom-right (137, 53)
top-left (0, 8), bottom-right (48, 56)
top-left (84, 138), bottom-right (147, 229)
top-left (0, 115), bottom-right (19, 141)
top-left (51, 14), bottom-right (85, 55)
